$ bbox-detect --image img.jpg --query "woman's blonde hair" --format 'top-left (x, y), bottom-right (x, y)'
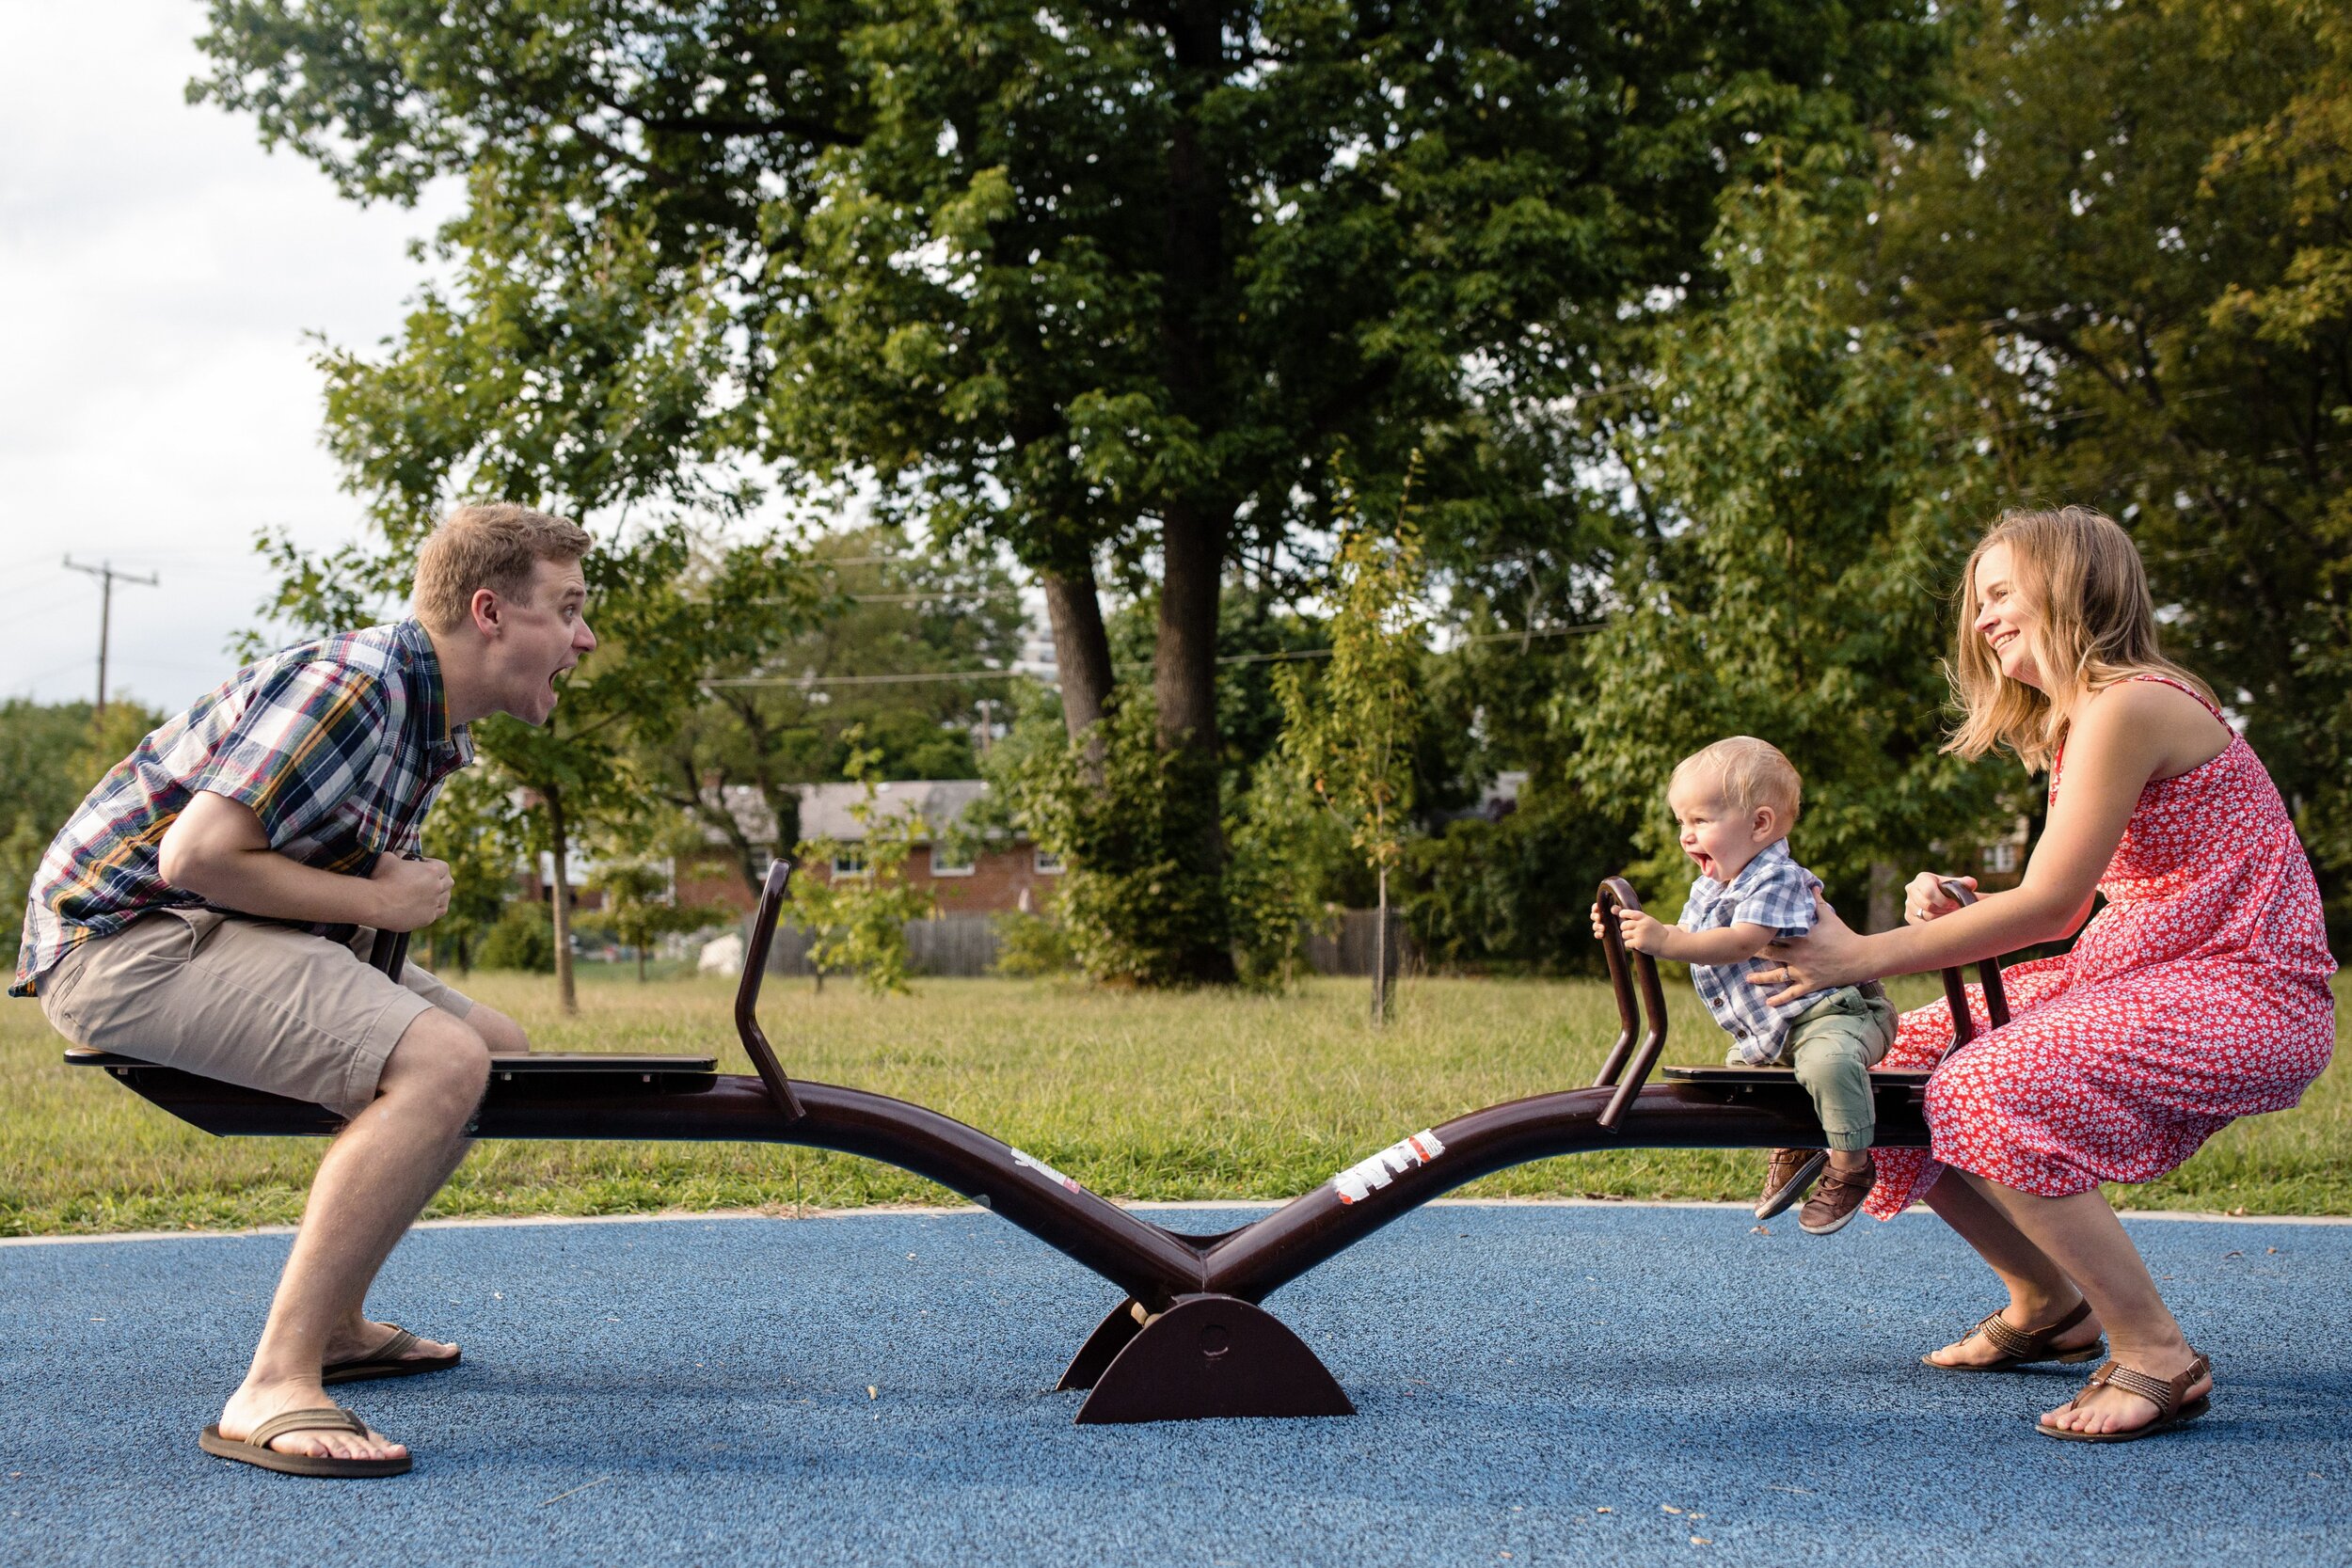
top-left (1945, 505), bottom-right (2214, 770)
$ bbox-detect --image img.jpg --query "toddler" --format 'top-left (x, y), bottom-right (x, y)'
top-left (1594, 736), bottom-right (1896, 1234)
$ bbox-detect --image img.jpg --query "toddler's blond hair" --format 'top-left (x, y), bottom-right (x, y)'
top-left (1669, 736), bottom-right (1802, 827)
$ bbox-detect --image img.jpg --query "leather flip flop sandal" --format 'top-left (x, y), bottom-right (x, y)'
top-left (323, 1323), bottom-right (460, 1386)
top-left (2037, 1352), bottom-right (2213, 1443)
top-left (1924, 1300), bottom-right (2106, 1372)
top-left (199, 1406), bottom-right (412, 1478)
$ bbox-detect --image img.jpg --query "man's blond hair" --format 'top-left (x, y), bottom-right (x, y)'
top-left (1669, 736), bottom-right (1803, 826)
top-left (412, 503), bottom-right (592, 633)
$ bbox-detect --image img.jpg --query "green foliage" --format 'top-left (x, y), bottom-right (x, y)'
top-left (1275, 463), bottom-right (1428, 881)
top-left (247, 164), bottom-right (824, 1010)
top-left (581, 811), bottom-right (732, 982)
top-left (1009, 693), bottom-right (1232, 989)
top-left (0, 700), bottom-right (167, 927)
top-left (413, 764), bottom-right (526, 974)
top-left (1401, 782), bottom-right (1637, 976)
top-left (197, 0), bottom-right (1951, 985)
top-left (644, 525), bottom-right (1026, 895)
top-left (1274, 460), bottom-right (1430, 1016)
top-left (1867, 0), bottom-right (2352, 939)
top-left (477, 900), bottom-right (555, 973)
top-left (1223, 751), bottom-right (1348, 990)
top-left (786, 730), bottom-right (936, 995)
top-left (1572, 180), bottom-right (2010, 913)
top-left (989, 911), bottom-right (1075, 979)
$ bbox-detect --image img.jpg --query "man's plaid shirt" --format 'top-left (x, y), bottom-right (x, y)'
top-left (11, 620), bottom-right (473, 996)
top-left (1677, 839), bottom-right (1833, 1064)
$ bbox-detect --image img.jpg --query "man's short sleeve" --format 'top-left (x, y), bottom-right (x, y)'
top-left (1730, 864), bottom-right (1820, 940)
top-left (189, 660), bottom-right (388, 847)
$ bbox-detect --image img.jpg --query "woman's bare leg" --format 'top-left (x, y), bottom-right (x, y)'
top-left (1968, 1180), bottom-right (2208, 1433)
top-left (1919, 1169), bottom-right (2104, 1368)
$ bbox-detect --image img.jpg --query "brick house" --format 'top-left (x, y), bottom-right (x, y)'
top-left (674, 779), bottom-right (1063, 917)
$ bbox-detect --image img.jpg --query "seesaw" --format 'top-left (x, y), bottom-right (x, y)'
top-left (67, 871), bottom-right (2009, 1423)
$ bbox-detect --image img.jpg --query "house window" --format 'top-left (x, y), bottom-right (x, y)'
top-left (747, 846), bottom-right (775, 881)
top-left (1033, 847), bottom-right (1064, 875)
top-left (930, 840), bottom-right (976, 878)
top-left (1980, 841), bottom-right (2020, 875)
top-left (832, 846), bottom-right (869, 878)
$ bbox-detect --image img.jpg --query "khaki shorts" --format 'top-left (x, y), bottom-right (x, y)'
top-left (35, 908), bottom-right (475, 1117)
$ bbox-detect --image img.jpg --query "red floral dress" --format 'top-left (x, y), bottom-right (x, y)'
top-left (1867, 676), bottom-right (2337, 1218)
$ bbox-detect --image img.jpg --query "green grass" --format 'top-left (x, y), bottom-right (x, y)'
top-left (4, 968), bottom-right (2344, 1234)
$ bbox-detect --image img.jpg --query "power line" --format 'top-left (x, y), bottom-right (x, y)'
top-left (695, 624), bottom-right (1600, 689)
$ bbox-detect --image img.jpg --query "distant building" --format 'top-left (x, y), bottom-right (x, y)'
top-left (673, 779), bottom-right (1061, 917)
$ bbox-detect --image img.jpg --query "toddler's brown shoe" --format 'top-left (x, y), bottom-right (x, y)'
top-left (1755, 1148), bottom-right (1826, 1220)
top-left (1799, 1157), bottom-right (1877, 1235)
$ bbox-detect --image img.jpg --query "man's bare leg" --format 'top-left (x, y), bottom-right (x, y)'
top-left (329, 1001), bottom-right (531, 1368)
top-left (215, 1008), bottom-right (490, 1462)
top-left (1919, 1169), bottom-right (2104, 1368)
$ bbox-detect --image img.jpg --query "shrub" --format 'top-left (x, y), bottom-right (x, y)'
top-left (477, 901), bottom-right (555, 973)
top-left (1401, 780), bottom-right (1637, 975)
top-left (991, 911), bottom-right (1075, 977)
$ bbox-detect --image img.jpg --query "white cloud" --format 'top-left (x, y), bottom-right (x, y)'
top-left (0, 0), bottom-right (458, 712)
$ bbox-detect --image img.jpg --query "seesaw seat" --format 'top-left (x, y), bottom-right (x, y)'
top-left (67, 1046), bottom-right (716, 1084)
top-left (1661, 1065), bottom-right (1934, 1085)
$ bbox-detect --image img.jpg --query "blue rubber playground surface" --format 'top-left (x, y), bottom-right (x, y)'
top-left (4, 1202), bottom-right (2345, 1566)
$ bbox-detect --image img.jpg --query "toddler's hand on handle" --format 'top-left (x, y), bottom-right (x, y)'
top-left (1904, 872), bottom-right (1977, 925)
top-left (1615, 909), bottom-right (1673, 956)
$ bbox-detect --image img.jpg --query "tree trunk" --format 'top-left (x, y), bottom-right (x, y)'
top-left (1147, 5), bottom-right (1238, 987)
top-left (1867, 859), bottom-right (1901, 935)
top-left (1372, 865), bottom-right (1393, 1026)
top-left (1041, 568), bottom-right (1114, 744)
top-left (548, 786), bottom-right (578, 1015)
top-left (1155, 499), bottom-right (1237, 985)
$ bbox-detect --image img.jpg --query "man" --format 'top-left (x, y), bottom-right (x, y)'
top-left (12, 503), bottom-right (596, 1477)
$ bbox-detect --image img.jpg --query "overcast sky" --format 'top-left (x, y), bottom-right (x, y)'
top-left (0, 0), bottom-right (461, 714)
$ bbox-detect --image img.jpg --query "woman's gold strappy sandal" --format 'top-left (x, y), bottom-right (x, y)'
top-left (2036, 1352), bottom-right (2213, 1443)
top-left (1924, 1300), bottom-right (2106, 1372)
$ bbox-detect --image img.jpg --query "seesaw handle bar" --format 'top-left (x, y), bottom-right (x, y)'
top-left (1591, 877), bottom-right (1669, 1132)
top-left (737, 860), bottom-right (809, 1120)
top-left (363, 861), bottom-right (813, 1122)
top-left (1935, 879), bottom-right (2012, 1046)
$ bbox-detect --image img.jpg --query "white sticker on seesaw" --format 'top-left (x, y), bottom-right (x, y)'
top-left (1011, 1148), bottom-right (1083, 1193)
top-left (1330, 1130), bottom-right (1446, 1204)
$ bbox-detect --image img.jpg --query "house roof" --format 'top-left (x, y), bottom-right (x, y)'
top-left (705, 779), bottom-right (1000, 846)
top-left (800, 779), bottom-right (993, 843)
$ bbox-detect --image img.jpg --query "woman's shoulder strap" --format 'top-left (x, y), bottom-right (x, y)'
top-left (2123, 671), bottom-right (2223, 720)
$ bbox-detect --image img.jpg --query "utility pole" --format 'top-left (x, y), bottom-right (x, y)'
top-left (62, 558), bottom-right (160, 721)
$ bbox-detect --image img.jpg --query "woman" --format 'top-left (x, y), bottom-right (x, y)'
top-left (1756, 505), bottom-right (2335, 1441)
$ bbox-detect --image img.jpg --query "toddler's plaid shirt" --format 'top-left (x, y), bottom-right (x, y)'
top-left (11, 620), bottom-right (473, 996)
top-left (1677, 840), bottom-right (1834, 1064)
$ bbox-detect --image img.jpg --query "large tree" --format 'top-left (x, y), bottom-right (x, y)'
top-left (1866, 0), bottom-right (2352, 931)
top-left (198, 0), bottom-right (1947, 978)
top-left (648, 524), bottom-right (1028, 895)
top-left (246, 174), bottom-right (818, 1011)
top-left (1573, 181), bottom-right (2011, 924)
